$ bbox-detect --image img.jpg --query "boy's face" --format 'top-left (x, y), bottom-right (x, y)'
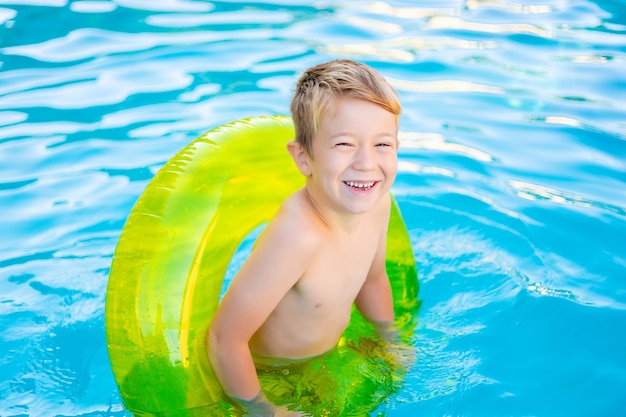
top-left (305, 97), bottom-right (398, 215)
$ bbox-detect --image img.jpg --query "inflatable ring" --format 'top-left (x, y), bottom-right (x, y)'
top-left (105, 116), bottom-right (419, 416)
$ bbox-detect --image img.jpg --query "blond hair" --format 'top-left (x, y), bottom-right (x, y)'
top-left (290, 59), bottom-right (401, 156)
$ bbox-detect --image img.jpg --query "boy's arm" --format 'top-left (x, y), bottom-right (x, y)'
top-left (355, 196), bottom-right (395, 332)
top-left (207, 209), bottom-right (319, 406)
top-left (355, 221), bottom-right (402, 356)
top-left (354, 233), bottom-right (395, 327)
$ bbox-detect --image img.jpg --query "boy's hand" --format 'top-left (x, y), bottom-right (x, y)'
top-left (233, 390), bottom-right (305, 417)
top-left (372, 320), bottom-right (399, 344)
top-left (274, 406), bottom-right (306, 417)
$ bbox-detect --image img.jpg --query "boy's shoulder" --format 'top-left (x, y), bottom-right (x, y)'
top-left (262, 189), bottom-right (327, 251)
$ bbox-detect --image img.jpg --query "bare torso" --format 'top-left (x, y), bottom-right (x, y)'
top-left (248, 190), bottom-right (386, 359)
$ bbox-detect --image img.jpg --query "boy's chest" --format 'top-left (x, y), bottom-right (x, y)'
top-left (294, 231), bottom-right (379, 306)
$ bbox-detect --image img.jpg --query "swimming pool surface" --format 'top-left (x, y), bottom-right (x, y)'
top-left (1, 1), bottom-right (625, 416)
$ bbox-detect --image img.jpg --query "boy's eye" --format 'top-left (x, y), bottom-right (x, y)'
top-left (335, 142), bottom-right (353, 147)
top-left (376, 142), bottom-right (393, 147)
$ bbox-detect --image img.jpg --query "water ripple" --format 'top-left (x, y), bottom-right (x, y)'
top-left (508, 180), bottom-right (626, 216)
top-left (69, 1), bottom-right (118, 13)
top-left (146, 10), bottom-right (294, 28)
top-left (391, 77), bottom-right (506, 95)
top-left (425, 15), bottom-right (554, 39)
top-left (400, 131), bottom-right (494, 162)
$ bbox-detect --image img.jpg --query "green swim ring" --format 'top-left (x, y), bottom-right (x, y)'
top-left (105, 116), bottom-right (419, 416)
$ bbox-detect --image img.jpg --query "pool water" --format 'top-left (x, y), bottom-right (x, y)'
top-left (1, 1), bottom-right (625, 416)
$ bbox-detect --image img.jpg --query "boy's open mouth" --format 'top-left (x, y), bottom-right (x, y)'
top-left (344, 180), bottom-right (376, 191)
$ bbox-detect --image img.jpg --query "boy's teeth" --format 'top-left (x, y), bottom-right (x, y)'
top-left (345, 181), bottom-right (375, 189)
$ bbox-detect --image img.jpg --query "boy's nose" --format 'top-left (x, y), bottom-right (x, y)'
top-left (352, 147), bottom-right (376, 171)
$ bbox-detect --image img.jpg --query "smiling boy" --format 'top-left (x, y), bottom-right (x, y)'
top-left (208, 60), bottom-right (402, 416)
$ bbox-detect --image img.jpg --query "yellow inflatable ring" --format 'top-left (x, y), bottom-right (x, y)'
top-left (105, 116), bottom-right (419, 416)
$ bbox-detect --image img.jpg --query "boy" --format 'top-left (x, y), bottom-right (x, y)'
top-left (208, 59), bottom-right (402, 416)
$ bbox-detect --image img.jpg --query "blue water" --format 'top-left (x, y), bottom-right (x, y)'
top-left (1, 1), bottom-right (625, 416)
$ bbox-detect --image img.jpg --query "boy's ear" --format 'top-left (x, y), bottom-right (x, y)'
top-left (287, 140), bottom-right (312, 176)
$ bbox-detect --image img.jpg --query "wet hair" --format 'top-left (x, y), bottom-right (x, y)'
top-left (290, 59), bottom-right (401, 156)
